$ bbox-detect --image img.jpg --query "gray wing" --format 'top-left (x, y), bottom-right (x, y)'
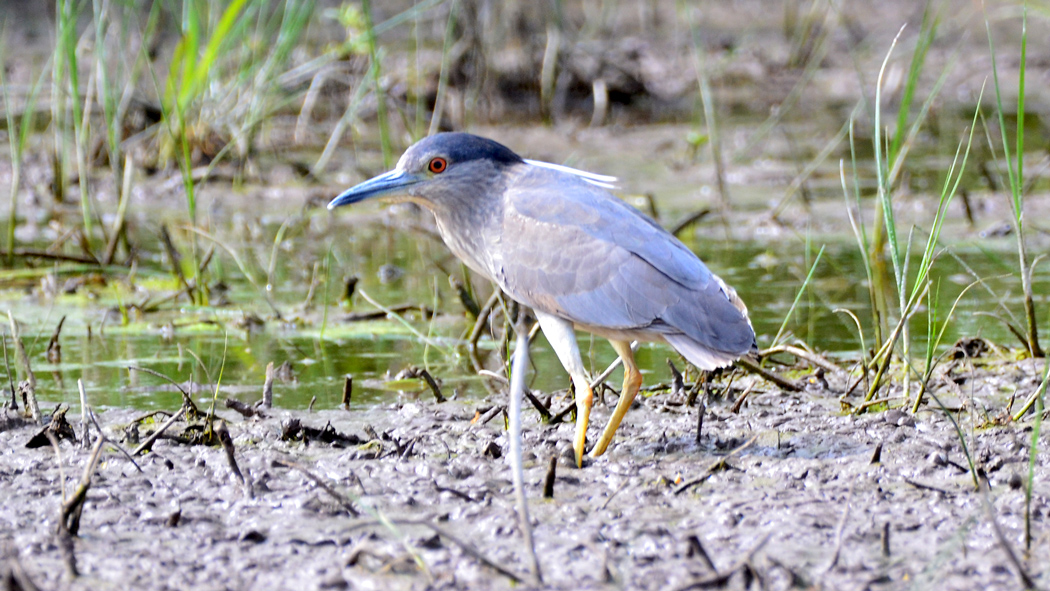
top-left (493, 166), bottom-right (755, 361)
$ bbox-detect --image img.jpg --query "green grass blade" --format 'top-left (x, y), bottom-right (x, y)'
top-left (772, 244), bottom-right (825, 348)
top-left (1024, 359), bottom-right (1047, 548)
top-left (889, 1), bottom-right (938, 163)
top-left (429, 0), bottom-right (458, 137)
top-left (910, 84), bottom-right (983, 299)
top-left (362, 0), bottom-right (392, 167)
top-left (1015, 4), bottom-right (1026, 206)
top-left (873, 26), bottom-right (907, 301)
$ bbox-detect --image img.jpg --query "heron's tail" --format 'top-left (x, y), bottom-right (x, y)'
top-left (664, 333), bottom-right (754, 371)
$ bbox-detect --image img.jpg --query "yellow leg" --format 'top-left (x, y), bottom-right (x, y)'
top-left (533, 311), bottom-right (593, 467)
top-left (590, 340), bottom-right (643, 458)
top-left (570, 374), bottom-right (593, 468)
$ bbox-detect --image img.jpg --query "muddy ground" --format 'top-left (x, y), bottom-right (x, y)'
top-left (3, 350), bottom-right (1048, 591)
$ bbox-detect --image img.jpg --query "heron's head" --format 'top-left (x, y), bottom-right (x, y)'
top-left (328, 133), bottom-right (523, 213)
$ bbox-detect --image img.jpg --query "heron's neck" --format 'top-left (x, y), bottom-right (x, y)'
top-left (430, 192), bottom-right (503, 281)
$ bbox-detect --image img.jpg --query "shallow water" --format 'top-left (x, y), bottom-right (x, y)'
top-left (7, 148), bottom-right (1047, 412)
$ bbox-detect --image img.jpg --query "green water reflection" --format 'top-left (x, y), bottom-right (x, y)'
top-left (7, 217), bottom-right (1046, 411)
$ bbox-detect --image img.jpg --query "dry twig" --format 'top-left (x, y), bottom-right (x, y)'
top-left (674, 435), bottom-right (760, 495)
top-left (508, 317), bottom-right (542, 584)
top-left (980, 479), bottom-right (1040, 590)
top-left (274, 458), bottom-right (360, 516)
top-left (259, 362), bottom-right (274, 409)
top-left (345, 518), bottom-right (524, 584)
top-left (675, 534), bottom-right (771, 590)
top-left (735, 357), bottom-right (801, 392)
top-left (215, 421), bottom-right (253, 499)
top-left (58, 438), bottom-right (106, 537)
top-left (131, 406), bottom-right (187, 456)
top-left (822, 483), bottom-right (855, 573)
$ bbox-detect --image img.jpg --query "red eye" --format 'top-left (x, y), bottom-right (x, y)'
top-left (428, 157), bottom-right (447, 174)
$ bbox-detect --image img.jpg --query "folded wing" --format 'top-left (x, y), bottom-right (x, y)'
top-left (494, 166), bottom-right (755, 368)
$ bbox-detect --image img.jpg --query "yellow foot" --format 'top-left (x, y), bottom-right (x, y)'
top-left (589, 340), bottom-right (643, 460)
top-left (572, 375), bottom-right (593, 468)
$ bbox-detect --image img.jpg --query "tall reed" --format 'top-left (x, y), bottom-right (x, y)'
top-left (986, 4), bottom-right (1042, 358)
top-left (842, 10), bottom-right (978, 406)
top-left (1, 46), bottom-right (47, 266)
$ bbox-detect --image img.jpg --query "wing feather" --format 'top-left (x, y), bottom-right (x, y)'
top-left (493, 164), bottom-right (755, 358)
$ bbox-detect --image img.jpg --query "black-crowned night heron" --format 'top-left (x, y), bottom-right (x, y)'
top-left (329, 133), bottom-right (756, 467)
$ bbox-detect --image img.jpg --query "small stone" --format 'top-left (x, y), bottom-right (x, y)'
top-left (238, 530), bottom-right (267, 543)
top-left (884, 409), bottom-right (906, 424)
top-left (448, 464), bottom-right (473, 480)
top-left (1008, 473), bottom-right (1024, 490)
top-left (418, 534), bottom-right (442, 549)
top-left (318, 574), bottom-right (350, 589)
top-left (481, 441), bottom-right (502, 459)
top-left (984, 455), bottom-right (1005, 473)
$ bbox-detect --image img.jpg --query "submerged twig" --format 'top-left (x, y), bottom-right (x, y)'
top-left (46, 316), bottom-right (65, 364)
top-left (417, 369), bottom-right (445, 403)
top-left (341, 375), bottom-right (353, 409)
top-left (225, 398), bottom-right (264, 419)
top-left (343, 303), bottom-right (432, 322)
top-left (599, 479), bottom-right (630, 511)
top-left (473, 405), bottom-right (504, 426)
top-left (524, 388), bottom-right (552, 421)
top-left (904, 478), bottom-right (954, 496)
top-left (669, 208), bottom-right (712, 237)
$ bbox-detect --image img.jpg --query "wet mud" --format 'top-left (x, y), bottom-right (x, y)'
top-left (2, 353), bottom-right (1047, 590)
